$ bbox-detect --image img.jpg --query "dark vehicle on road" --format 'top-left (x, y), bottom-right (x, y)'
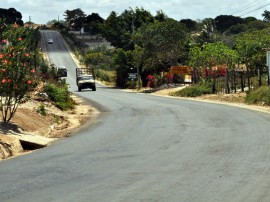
top-left (48, 39), bottom-right (53, 44)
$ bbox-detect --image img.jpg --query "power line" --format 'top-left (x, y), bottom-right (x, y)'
top-left (239, 2), bottom-right (270, 17)
top-left (231, 0), bottom-right (270, 18)
top-left (232, 0), bottom-right (266, 15)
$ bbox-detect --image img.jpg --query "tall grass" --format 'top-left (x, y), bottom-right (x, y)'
top-left (44, 83), bottom-right (76, 110)
top-left (245, 86), bottom-right (270, 105)
top-left (169, 82), bottom-right (212, 97)
top-left (95, 69), bottom-right (116, 84)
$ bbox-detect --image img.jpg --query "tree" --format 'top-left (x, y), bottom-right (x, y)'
top-left (235, 29), bottom-right (270, 89)
top-left (262, 10), bottom-right (270, 22)
top-left (0, 23), bottom-right (38, 123)
top-left (214, 15), bottom-right (244, 33)
top-left (189, 43), bottom-right (238, 74)
top-left (101, 11), bottom-right (125, 49)
top-left (113, 48), bottom-right (134, 87)
top-left (243, 17), bottom-right (257, 23)
top-left (190, 43), bottom-right (238, 92)
top-left (46, 19), bottom-right (59, 26)
top-left (200, 43), bottom-right (239, 68)
top-left (226, 23), bottom-right (248, 35)
top-left (101, 7), bottom-right (154, 50)
top-left (84, 13), bottom-right (104, 34)
top-left (132, 19), bottom-right (190, 70)
top-left (189, 46), bottom-right (204, 68)
top-left (196, 18), bottom-right (217, 44)
top-left (235, 29), bottom-right (270, 70)
top-left (0, 8), bottom-right (23, 25)
top-left (180, 19), bottom-right (198, 32)
top-left (154, 10), bottom-right (168, 22)
top-left (64, 8), bottom-right (86, 31)
top-left (246, 20), bottom-right (269, 31)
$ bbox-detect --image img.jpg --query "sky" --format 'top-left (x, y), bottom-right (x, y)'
top-left (1, 0), bottom-right (270, 24)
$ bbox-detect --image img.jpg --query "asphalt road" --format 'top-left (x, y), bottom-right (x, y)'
top-left (1, 30), bottom-right (270, 202)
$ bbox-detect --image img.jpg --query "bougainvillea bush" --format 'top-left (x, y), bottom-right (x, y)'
top-left (0, 22), bottom-right (38, 123)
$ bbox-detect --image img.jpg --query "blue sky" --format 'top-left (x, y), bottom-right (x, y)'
top-left (2, 0), bottom-right (270, 24)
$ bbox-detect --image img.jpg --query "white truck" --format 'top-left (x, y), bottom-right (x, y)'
top-left (76, 68), bottom-right (96, 91)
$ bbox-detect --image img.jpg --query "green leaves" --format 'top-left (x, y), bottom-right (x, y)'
top-left (235, 29), bottom-right (270, 69)
top-left (189, 42), bottom-right (239, 69)
top-left (0, 23), bottom-right (38, 122)
top-left (132, 19), bottom-right (190, 68)
top-left (44, 83), bottom-right (75, 111)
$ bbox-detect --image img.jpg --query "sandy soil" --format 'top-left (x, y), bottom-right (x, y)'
top-left (0, 95), bottom-right (99, 160)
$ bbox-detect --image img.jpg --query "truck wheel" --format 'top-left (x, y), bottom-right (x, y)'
top-left (92, 86), bottom-right (96, 91)
top-left (78, 87), bottom-right (81, 92)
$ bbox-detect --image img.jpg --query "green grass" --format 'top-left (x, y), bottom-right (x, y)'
top-left (245, 86), bottom-right (270, 105)
top-left (169, 82), bottom-right (212, 97)
top-left (44, 83), bottom-right (76, 110)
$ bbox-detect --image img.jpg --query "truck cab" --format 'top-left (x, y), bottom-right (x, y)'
top-left (76, 68), bottom-right (96, 91)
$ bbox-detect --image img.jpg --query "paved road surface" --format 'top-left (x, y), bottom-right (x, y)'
top-left (1, 30), bottom-right (270, 202)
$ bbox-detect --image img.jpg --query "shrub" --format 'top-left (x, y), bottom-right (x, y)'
top-left (125, 80), bottom-right (137, 89)
top-left (36, 104), bottom-right (46, 116)
top-left (245, 86), bottom-right (270, 105)
top-left (170, 82), bottom-right (212, 97)
top-left (95, 69), bottom-right (116, 84)
top-left (44, 83), bottom-right (76, 110)
top-left (0, 23), bottom-right (38, 123)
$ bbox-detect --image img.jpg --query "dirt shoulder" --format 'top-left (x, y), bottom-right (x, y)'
top-left (126, 85), bottom-right (270, 115)
top-left (0, 95), bottom-right (99, 160)
top-left (151, 86), bottom-right (270, 114)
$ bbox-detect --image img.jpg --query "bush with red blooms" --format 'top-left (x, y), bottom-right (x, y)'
top-left (0, 22), bottom-right (37, 123)
top-left (163, 72), bottom-right (173, 83)
top-left (202, 66), bottom-right (227, 78)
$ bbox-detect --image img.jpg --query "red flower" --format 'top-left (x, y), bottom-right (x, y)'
top-left (27, 80), bottom-right (32, 85)
top-left (1, 68), bottom-right (6, 72)
top-left (31, 69), bottom-right (35, 73)
top-left (18, 37), bottom-right (22, 41)
top-left (0, 54), bottom-right (3, 59)
top-left (2, 39), bottom-right (6, 43)
top-left (25, 53), bottom-right (30, 57)
top-left (7, 79), bottom-right (12, 83)
top-left (2, 79), bottom-right (7, 83)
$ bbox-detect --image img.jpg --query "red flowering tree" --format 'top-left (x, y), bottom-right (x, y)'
top-left (0, 23), bottom-right (37, 123)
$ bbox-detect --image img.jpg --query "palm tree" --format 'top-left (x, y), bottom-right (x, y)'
top-left (262, 10), bottom-right (270, 22)
top-left (199, 18), bottom-right (217, 44)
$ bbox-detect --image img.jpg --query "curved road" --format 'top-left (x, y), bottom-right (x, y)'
top-left (1, 30), bottom-right (270, 202)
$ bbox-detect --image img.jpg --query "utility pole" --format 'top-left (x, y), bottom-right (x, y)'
top-left (266, 48), bottom-right (270, 85)
top-left (132, 18), bottom-right (141, 88)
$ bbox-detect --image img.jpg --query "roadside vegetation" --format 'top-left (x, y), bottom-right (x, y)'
top-left (169, 82), bottom-right (213, 97)
top-left (0, 19), bottom-right (39, 123)
top-left (43, 83), bottom-right (76, 111)
top-left (2, 6), bottom-right (270, 125)
top-left (48, 8), bottom-right (270, 105)
top-left (0, 14), bottom-right (76, 124)
top-left (245, 86), bottom-right (270, 105)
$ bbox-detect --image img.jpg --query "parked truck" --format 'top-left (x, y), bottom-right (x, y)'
top-left (76, 68), bottom-right (96, 91)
